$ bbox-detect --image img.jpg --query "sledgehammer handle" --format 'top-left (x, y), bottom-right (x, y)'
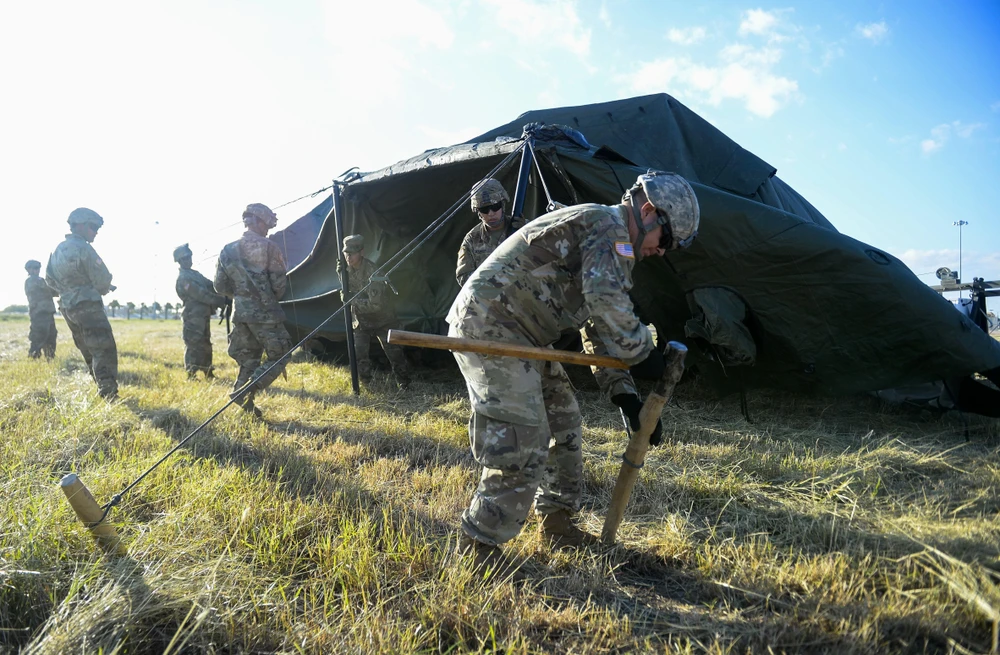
top-left (602, 342), bottom-right (687, 545)
top-left (387, 330), bottom-right (630, 369)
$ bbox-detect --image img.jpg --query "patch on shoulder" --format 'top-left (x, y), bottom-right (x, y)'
top-left (614, 241), bottom-right (634, 259)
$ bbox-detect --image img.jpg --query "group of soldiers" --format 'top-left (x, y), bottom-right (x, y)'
top-left (25, 169), bottom-right (701, 575)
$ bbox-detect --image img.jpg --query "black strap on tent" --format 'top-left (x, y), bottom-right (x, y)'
top-left (93, 141), bottom-right (529, 527)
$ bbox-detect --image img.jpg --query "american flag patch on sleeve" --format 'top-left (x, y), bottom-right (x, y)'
top-left (614, 241), bottom-right (634, 259)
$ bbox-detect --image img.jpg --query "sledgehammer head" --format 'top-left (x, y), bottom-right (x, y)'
top-left (59, 473), bottom-right (124, 555)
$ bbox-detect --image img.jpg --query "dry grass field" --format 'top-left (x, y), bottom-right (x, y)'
top-left (1, 315), bottom-right (999, 654)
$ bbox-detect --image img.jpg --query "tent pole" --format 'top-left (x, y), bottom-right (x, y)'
top-left (332, 181), bottom-right (360, 395)
top-left (510, 135), bottom-right (535, 219)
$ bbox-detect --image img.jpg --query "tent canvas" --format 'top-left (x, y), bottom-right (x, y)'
top-left (272, 93), bottom-right (1000, 397)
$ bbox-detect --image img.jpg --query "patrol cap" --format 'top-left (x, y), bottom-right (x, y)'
top-left (173, 243), bottom-right (193, 262)
top-left (342, 234), bottom-right (364, 254)
top-left (67, 207), bottom-right (104, 228)
top-left (627, 171), bottom-right (700, 250)
top-left (242, 203), bottom-right (278, 229)
top-left (25, 259), bottom-right (41, 271)
top-left (470, 178), bottom-right (510, 213)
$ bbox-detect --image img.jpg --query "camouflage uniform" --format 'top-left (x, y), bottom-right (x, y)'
top-left (176, 263), bottom-right (225, 377)
top-left (455, 215), bottom-right (526, 287)
top-left (343, 236), bottom-right (410, 382)
top-left (214, 229), bottom-right (292, 396)
top-left (446, 203), bottom-right (654, 546)
top-left (24, 263), bottom-right (58, 359)
top-left (45, 235), bottom-right (118, 398)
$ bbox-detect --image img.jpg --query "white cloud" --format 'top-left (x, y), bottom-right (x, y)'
top-left (855, 20), bottom-right (889, 43)
top-left (991, 101), bottom-right (1000, 113)
top-left (598, 0), bottom-right (612, 29)
top-left (667, 26), bottom-right (706, 46)
top-left (622, 42), bottom-right (798, 118)
top-left (921, 138), bottom-right (943, 154)
top-left (482, 0), bottom-right (591, 57)
top-left (837, 143), bottom-right (847, 151)
top-left (739, 9), bottom-right (779, 37)
top-left (322, 0), bottom-right (454, 101)
top-left (920, 121), bottom-right (987, 154)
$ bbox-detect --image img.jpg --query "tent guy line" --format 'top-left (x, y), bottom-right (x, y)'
top-left (82, 141), bottom-right (528, 532)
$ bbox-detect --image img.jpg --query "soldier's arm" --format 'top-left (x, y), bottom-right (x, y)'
top-left (84, 247), bottom-right (114, 296)
top-left (213, 256), bottom-right (234, 297)
top-left (579, 225), bottom-right (654, 397)
top-left (268, 243), bottom-right (288, 300)
top-left (455, 235), bottom-right (475, 287)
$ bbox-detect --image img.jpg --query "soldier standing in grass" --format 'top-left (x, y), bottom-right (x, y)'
top-left (45, 208), bottom-right (119, 400)
top-left (214, 203), bottom-right (292, 418)
top-left (24, 259), bottom-right (58, 359)
top-left (455, 178), bottom-right (525, 287)
top-left (341, 234), bottom-right (411, 388)
top-left (174, 243), bottom-right (226, 380)
top-left (447, 172), bottom-right (700, 571)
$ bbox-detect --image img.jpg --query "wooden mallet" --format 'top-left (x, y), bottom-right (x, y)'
top-left (60, 473), bottom-right (124, 554)
top-left (601, 341), bottom-right (687, 544)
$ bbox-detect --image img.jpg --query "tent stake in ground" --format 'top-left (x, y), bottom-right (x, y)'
top-left (59, 473), bottom-right (124, 555)
top-left (602, 342), bottom-right (687, 545)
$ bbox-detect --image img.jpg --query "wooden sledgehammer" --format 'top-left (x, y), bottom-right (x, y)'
top-left (386, 330), bottom-right (631, 369)
top-left (60, 473), bottom-right (124, 554)
top-left (602, 341), bottom-right (687, 544)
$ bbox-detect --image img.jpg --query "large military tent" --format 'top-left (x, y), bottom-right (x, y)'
top-left (272, 93), bottom-right (1000, 398)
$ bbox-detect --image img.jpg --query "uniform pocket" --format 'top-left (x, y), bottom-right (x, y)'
top-left (469, 412), bottom-right (527, 472)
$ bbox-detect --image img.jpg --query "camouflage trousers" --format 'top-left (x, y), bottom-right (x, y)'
top-left (450, 326), bottom-right (584, 546)
top-left (63, 301), bottom-right (118, 398)
top-left (353, 323), bottom-right (410, 382)
top-left (228, 321), bottom-right (292, 394)
top-left (182, 314), bottom-right (214, 374)
top-left (28, 313), bottom-right (57, 359)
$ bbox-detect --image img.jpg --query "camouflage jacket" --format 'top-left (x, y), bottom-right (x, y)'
top-left (45, 234), bottom-right (114, 310)
top-left (346, 257), bottom-right (394, 329)
top-left (176, 267), bottom-right (225, 319)
top-left (447, 203), bottom-right (654, 399)
top-left (455, 215), bottom-right (526, 287)
top-left (214, 231), bottom-right (287, 323)
top-left (24, 274), bottom-right (57, 316)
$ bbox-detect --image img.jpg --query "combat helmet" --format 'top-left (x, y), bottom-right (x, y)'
top-left (622, 171), bottom-right (700, 259)
top-left (67, 207), bottom-right (104, 228)
top-left (470, 178), bottom-right (510, 213)
top-left (243, 203), bottom-right (278, 229)
top-left (24, 259), bottom-right (41, 272)
top-left (342, 234), bottom-right (364, 254)
top-left (173, 243), bottom-right (193, 262)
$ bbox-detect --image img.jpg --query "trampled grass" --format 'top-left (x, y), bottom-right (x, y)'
top-left (1, 316), bottom-right (998, 654)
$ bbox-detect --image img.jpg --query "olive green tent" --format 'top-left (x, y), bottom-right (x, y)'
top-left (274, 93), bottom-right (1000, 397)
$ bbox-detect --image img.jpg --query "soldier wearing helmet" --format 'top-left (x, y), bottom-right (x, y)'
top-left (45, 207), bottom-right (120, 400)
top-left (340, 234), bottom-right (411, 387)
top-left (23, 259), bottom-right (58, 359)
top-left (445, 171), bottom-right (700, 572)
top-left (455, 178), bottom-right (525, 287)
top-left (214, 203), bottom-right (291, 418)
top-left (174, 243), bottom-right (226, 380)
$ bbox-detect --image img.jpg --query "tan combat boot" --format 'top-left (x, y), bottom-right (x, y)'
top-left (454, 534), bottom-right (525, 581)
top-left (539, 510), bottom-right (600, 549)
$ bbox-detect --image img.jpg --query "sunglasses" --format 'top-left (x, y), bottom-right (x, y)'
top-left (477, 202), bottom-right (503, 215)
top-left (653, 210), bottom-right (696, 251)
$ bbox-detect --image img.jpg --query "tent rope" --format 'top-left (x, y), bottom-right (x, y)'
top-left (93, 139), bottom-right (528, 526)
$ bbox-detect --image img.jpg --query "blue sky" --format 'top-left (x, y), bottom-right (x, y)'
top-left (0, 0), bottom-right (997, 312)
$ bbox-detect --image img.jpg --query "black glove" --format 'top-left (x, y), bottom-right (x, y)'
top-left (629, 348), bottom-right (665, 380)
top-left (611, 393), bottom-right (663, 446)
